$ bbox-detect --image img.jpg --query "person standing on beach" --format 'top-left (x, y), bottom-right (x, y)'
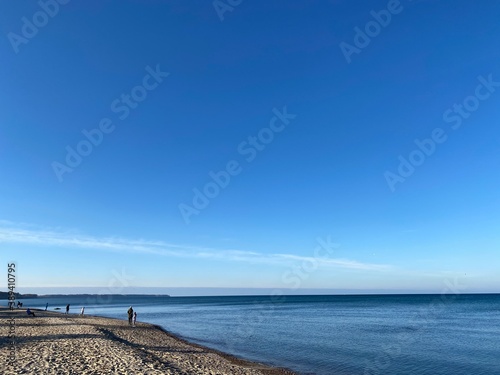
top-left (81, 307), bottom-right (85, 315)
top-left (45, 303), bottom-right (48, 311)
top-left (133, 311), bottom-right (137, 326)
top-left (127, 306), bottom-right (134, 325)
top-left (66, 304), bottom-right (70, 314)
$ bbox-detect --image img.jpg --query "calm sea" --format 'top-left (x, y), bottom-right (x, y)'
top-left (20, 294), bottom-right (500, 375)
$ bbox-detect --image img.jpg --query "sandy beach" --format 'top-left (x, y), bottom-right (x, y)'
top-left (0, 308), bottom-right (295, 375)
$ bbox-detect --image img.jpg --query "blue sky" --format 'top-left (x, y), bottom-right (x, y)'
top-left (1, 0), bottom-right (499, 295)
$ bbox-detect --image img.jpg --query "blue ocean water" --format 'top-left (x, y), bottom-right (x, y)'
top-left (21, 294), bottom-right (500, 375)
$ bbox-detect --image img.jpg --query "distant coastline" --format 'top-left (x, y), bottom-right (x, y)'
top-left (1, 292), bottom-right (170, 299)
top-left (0, 291), bottom-right (37, 299)
top-left (36, 294), bottom-right (170, 297)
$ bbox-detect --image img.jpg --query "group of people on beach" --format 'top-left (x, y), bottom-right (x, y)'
top-left (14, 301), bottom-right (137, 327)
top-left (127, 306), bottom-right (137, 326)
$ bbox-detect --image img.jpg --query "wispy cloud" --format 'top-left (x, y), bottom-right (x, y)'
top-left (272, 254), bottom-right (389, 271)
top-left (0, 221), bottom-right (390, 271)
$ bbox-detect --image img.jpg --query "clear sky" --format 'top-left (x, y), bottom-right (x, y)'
top-left (1, 0), bottom-right (499, 295)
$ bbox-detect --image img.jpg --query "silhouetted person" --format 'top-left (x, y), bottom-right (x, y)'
top-left (66, 304), bottom-right (70, 314)
top-left (81, 307), bottom-right (85, 315)
top-left (133, 311), bottom-right (137, 326)
top-left (127, 306), bottom-right (134, 325)
top-left (45, 303), bottom-right (48, 311)
top-left (27, 308), bottom-right (35, 317)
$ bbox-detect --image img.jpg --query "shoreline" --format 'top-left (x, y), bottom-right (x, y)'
top-left (0, 307), bottom-right (296, 375)
top-left (149, 323), bottom-right (296, 375)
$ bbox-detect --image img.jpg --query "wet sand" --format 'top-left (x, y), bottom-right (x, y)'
top-left (0, 308), bottom-right (295, 375)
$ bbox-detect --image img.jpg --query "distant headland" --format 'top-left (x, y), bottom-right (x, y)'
top-left (0, 291), bottom-right (38, 299)
top-left (1, 292), bottom-right (169, 299)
